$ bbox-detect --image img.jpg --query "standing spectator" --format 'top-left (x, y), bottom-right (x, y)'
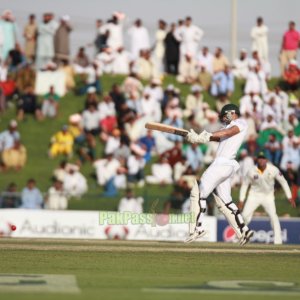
top-left (264, 134), bottom-right (282, 166)
top-left (36, 13), bottom-right (58, 69)
top-left (127, 19), bottom-right (150, 60)
top-left (153, 19), bottom-right (167, 77)
top-left (0, 10), bottom-right (17, 60)
top-left (21, 179), bottom-right (43, 209)
top-left (45, 179), bottom-right (68, 210)
top-left (23, 14), bottom-right (37, 61)
top-left (280, 21), bottom-right (300, 75)
top-left (54, 15), bottom-right (72, 65)
top-left (164, 23), bottom-right (180, 75)
top-left (251, 17), bottom-right (269, 61)
top-left (118, 189), bottom-right (144, 213)
top-left (17, 85), bottom-right (43, 121)
top-left (41, 85), bottom-right (60, 118)
top-left (178, 16), bottom-right (204, 58)
top-left (94, 19), bottom-right (107, 54)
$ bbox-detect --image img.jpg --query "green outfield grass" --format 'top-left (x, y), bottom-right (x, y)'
top-left (1, 75), bottom-right (298, 216)
top-left (0, 238), bottom-right (300, 300)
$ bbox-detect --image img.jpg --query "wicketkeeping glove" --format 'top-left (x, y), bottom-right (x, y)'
top-left (186, 129), bottom-right (212, 144)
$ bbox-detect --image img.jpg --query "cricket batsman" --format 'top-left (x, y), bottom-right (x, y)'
top-left (185, 103), bottom-right (254, 245)
top-left (238, 152), bottom-right (295, 244)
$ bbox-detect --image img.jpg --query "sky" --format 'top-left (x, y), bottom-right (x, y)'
top-left (1, 0), bottom-right (300, 75)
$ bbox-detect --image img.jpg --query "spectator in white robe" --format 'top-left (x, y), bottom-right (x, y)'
top-left (63, 166), bottom-right (88, 198)
top-left (251, 17), bottom-right (269, 61)
top-left (135, 50), bottom-right (154, 80)
top-left (197, 46), bottom-right (213, 74)
top-left (95, 46), bottom-right (114, 74)
top-left (260, 114), bottom-right (283, 133)
top-left (183, 84), bottom-right (204, 118)
top-left (232, 49), bottom-right (249, 79)
top-left (153, 20), bottom-right (167, 77)
top-left (127, 19), bottom-right (150, 60)
top-left (143, 78), bottom-right (163, 104)
top-left (98, 94), bottom-right (116, 121)
top-left (46, 180), bottom-right (68, 210)
top-left (263, 95), bottom-right (282, 124)
top-left (122, 72), bottom-right (144, 98)
top-left (244, 63), bottom-right (268, 95)
top-left (140, 92), bottom-right (162, 122)
top-left (178, 16), bottom-right (203, 58)
top-left (146, 156), bottom-right (173, 184)
top-left (274, 86), bottom-right (289, 120)
top-left (177, 52), bottom-right (198, 83)
top-left (103, 128), bottom-right (121, 155)
top-left (118, 189), bottom-right (144, 213)
top-left (112, 47), bottom-right (130, 75)
top-left (103, 12), bottom-right (125, 51)
top-left (36, 13), bottom-right (58, 69)
top-left (239, 92), bottom-right (263, 116)
top-left (280, 137), bottom-right (300, 171)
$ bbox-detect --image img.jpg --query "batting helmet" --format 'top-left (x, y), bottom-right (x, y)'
top-left (220, 104), bottom-right (240, 118)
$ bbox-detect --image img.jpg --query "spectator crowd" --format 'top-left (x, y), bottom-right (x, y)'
top-left (0, 9), bottom-right (300, 214)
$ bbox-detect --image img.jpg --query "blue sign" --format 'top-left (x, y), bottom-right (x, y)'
top-left (217, 217), bottom-right (300, 244)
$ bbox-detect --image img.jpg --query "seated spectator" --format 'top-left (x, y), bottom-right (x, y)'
top-left (280, 136), bottom-right (300, 171)
top-left (60, 59), bottom-right (75, 91)
top-left (163, 115), bottom-right (184, 142)
top-left (215, 94), bottom-right (230, 113)
top-left (21, 178), bottom-right (43, 209)
top-left (45, 179), bottom-right (68, 210)
top-left (212, 47), bottom-right (229, 73)
top-left (103, 128), bottom-right (121, 155)
top-left (185, 143), bottom-right (203, 172)
top-left (0, 183), bottom-right (21, 208)
top-left (1, 140), bottom-right (27, 171)
top-left (240, 91), bottom-right (263, 116)
top-left (146, 156), bottom-right (173, 184)
top-left (98, 94), bottom-right (117, 133)
top-left (126, 91), bottom-right (143, 116)
top-left (95, 46), bottom-right (115, 74)
top-left (264, 134), bottom-right (282, 166)
top-left (0, 120), bottom-right (20, 153)
top-left (63, 165), bottom-right (88, 199)
top-left (93, 154), bottom-right (127, 196)
top-left (183, 84), bottom-right (204, 118)
top-left (112, 47), bottom-right (130, 75)
top-left (260, 114), bottom-right (282, 133)
top-left (17, 85), bottom-right (43, 121)
top-left (177, 52), bottom-right (198, 83)
top-left (41, 85), bottom-right (60, 118)
top-left (82, 103), bottom-right (101, 135)
top-left (164, 95), bottom-right (182, 119)
top-left (78, 62), bottom-right (101, 95)
top-left (263, 95), bottom-right (282, 124)
top-left (73, 47), bottom-right (90, 74)
top-left (232, 49), bottom-right (249, 79)
top-left (15, 62), bottom-right (36, 94)
top-left (144, 78), bottom-right (164, 103)
top-left (127, 151), bottom-right (145, 186)
top-left (283, 162), bottom-right (299, 202)
top-left (122, 72), bottom-right (143, 99)
top-left (282, 59), bottom-right (300, 91)
top-left (210, 65), bottom-right (234, 97)
top-left (244, 63), bottom-right (267, 95)
top-left (140, 92), bottom-right (162, 122)
top-left (49, 125), bottom-right (74, 158)
top-left (197, 46), bottom-right (213, 74)
top-left (198, 65), bottom-right (212, 91)
top-left (118, 189), bottom-right (144, 213)
top-left (6, 43), bottom-right (26, 73)
top-left (138, 130), bottom-right (156, 162)
top-left (114, 135), bottom-right (131, 161)
top-left (162, 140), bottom-right (183, 167)
top-left (84, 86), bottom-right (99, 108)
top-left (135, 50), bottom-right (154, 80)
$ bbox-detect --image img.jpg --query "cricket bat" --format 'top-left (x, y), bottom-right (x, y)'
top-left (145, 122), bottom-right (189, 137)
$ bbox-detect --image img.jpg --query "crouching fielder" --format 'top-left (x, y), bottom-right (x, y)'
top-left (238, 152), bottom-right (295, 244)
top-left (185, 104), bottom-right (254, 245)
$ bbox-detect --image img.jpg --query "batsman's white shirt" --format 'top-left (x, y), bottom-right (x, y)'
top-left (240, 163), bottom-right (292, 202)
top-left (216, 118), bottom-right (248, 160)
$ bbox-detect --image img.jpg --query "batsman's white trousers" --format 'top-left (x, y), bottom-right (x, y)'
top-left (242, 194), bottom-right (282, 244)
top-left (199, 157), bottom-right (240, 204)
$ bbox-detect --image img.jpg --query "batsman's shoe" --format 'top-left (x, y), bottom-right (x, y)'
top-left (184, 229), bottom-right (206, 243)
top-left (239, 229), bottom-right (254, 246)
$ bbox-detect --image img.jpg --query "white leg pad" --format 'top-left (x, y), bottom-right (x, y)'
top-left (189, 179), bottom-right (200, 234)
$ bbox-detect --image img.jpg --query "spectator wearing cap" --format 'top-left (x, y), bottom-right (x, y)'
top-left (184, 84), bottom-right (203, 118)
top-left (23, 14), bottom-right (37, 61)
top-left (264, 134), bottom-right (282, 166)
top-left (210, 65), bottom-right (234, 97)
top-left (21, 179), bottom-right (43, 209)
top-left (17, 85), bottom-right (43, 121)
top-left (63, 165), bottom-right (87, 199)
top-left (232, 49), bottom-right (249, 79)
top-left (197, 47), bottom-right (213, 74)
top-left (41, 85), bottom-right (60, 118)
top-left (144, 78), bottom-right (163, 104)
top-left (282, 59), bottom-right (300, 91)
top-left (0, 120), bottom-right (20, 152)
top-left (251, 17), bottom-right (269, 61)
top-left (280, 21), bottom-right (300, 75)
top-left (49, 125), bottom-right (74, 158)
top-left (118, 189), bottom-right (144, 213)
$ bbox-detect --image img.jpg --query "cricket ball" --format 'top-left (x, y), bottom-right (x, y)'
top-left (11, 225), bottom-right (17, 231)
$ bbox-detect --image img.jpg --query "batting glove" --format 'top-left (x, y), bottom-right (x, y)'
top-left (186, 129), bottom-right (212, 144)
